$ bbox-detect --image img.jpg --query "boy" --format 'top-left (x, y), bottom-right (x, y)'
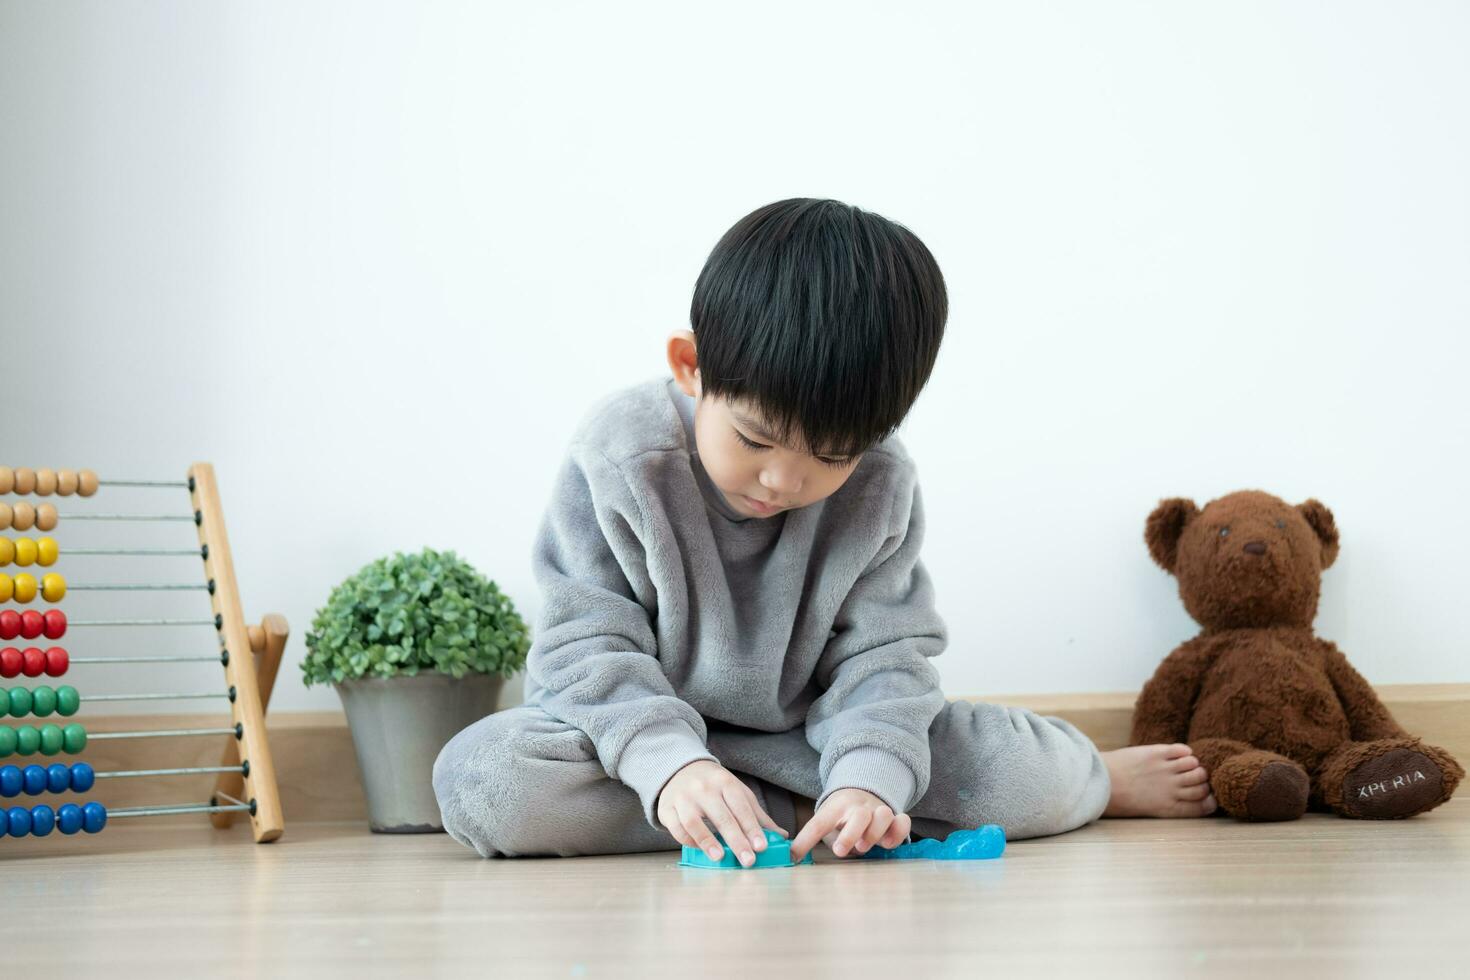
top-left (433, 198), bottom-right (1215, 864)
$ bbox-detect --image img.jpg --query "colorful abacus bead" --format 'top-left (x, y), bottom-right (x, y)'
top-left (43, 610), bottom-right (66, 640)
top-left (46, 763), bottom-right (69, 793)
top-left (36, 537), bottom-right (58, 566)
top-left (11, 573), bottom-right (36, 603)
top-left (12, 538), bottom-right (37, 566)
top-left (22, 764), bottom-right (46, 795)
top-left (30, 685), bottom-right (57, 716)
top-left (12, 468), bottom-right (35, 494)
top-left (0, 538), bottom-right (12, 565)
top-left (56, 802), bottom-right (82, 834)
top-left (35, 504), bottom-right (58, 532)
top-left (40, 574), bottom-right (65, 603)
top-left (0, 801), bottom-right (104, 837)
top-left (0, 765), bottom-right (18, 796)
top-left (45, 647), bottom-right (68, 677)
top-left (9, 503), bottom-right (35, 531)
top-left (22, 647), bottom-right (45, 677)
top-left (7, 686), bottom-right (32, 717)
top-left (0, 575), bottom-right (10, 603)
top-left (0, 648), bottom-right (20, 677)
top-left (6, 805), bottom-right (31, 837)
top-left (62, 723), bottom-right (86, 754)
top-left (33, 470), bottom-right (57, 496)
top-left (30, 803), bottom-right (55, 836)
top-left (56, 470), bottom-right (78, 496)
top-left (0, 611), bottom-right (20, 640)
top-left (70, 761), bottom-right (94, 791)
top-left (0, 467), bottom-right (11, 493)
top-left (56, 685), bottom-right (79, 716)
top-left (20, 610), bottom-right (44, 640)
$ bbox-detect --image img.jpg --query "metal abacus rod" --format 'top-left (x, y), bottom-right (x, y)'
top-left (0, 464), bottom-right (284, 842)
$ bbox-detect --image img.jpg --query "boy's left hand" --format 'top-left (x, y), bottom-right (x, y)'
top-left (789, 787), bottom-right (911, 864)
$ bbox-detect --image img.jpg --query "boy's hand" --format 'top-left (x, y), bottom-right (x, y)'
top-left (656, 760), bottom-right (789, 868)
top-left (788, 787), bottom-right (911, 864)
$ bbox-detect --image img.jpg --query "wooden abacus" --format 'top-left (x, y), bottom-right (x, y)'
top-left (0, 464), bottom-right (284, 843)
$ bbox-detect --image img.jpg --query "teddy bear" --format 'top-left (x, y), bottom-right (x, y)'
top-left (1131, 489), bottom-right (1462, 821)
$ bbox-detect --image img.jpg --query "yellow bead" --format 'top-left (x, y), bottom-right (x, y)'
top-left (0, 466), bottom-right (12, 493)
top-left (34, 505), bottom-right (56, 533)
top-left (0, 574), bottom-right (12, 603)
top-left (36, 537), bottom-right (59, 567)
top-left (0, 503), bottom-right (10, 530)
top-left (56, 469), bottom-right (78, 495)
top-left (13, 538), bottom-right (37, 567)
top-left (13, 468), bottom-right (35, 495)
top-left (0, 537), bottom-right (12, 566)
top-left (34, 469), bottom-right (57, 495)
top-left (11, 503), bottom-right (35, 532)
top-left (41, 573), bottom-right (65, 603)
top-left (78, 470), bottom-right (99, 497)
top-left (13, 572), bottom-right (37, 603)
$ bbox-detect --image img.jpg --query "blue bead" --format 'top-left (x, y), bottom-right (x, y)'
top-left (69, 761), bottom-right (95, 792)
top-left (22, 764), bottom-right (46, 795)
top-left (81, 801), bottom-right (106, 834)
top-left (7, 805), bottom-right (31, 837)
top-left (46, 763), bottom-right (68, 794)
top-left (0, 765), bottom-right (20, 798)
top-left (29, 804), bottom-right (54, 836)
top-left (56, 802), bottom-right (82, 835)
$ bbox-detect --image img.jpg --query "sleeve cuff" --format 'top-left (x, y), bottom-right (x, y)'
top-left (815, 746), bottom-right (918, 816)
top-left (615, 718), bottom-right (720, 832)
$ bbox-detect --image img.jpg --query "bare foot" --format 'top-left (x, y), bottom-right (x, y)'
top-left (1102, 743), bottom-right (1217, 818)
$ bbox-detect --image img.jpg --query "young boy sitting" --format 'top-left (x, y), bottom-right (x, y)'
top-left (433, 197), bottom-right (1215, 865)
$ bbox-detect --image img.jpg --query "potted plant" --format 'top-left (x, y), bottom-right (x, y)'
top-left (302, 547), bottom-right (531, 833)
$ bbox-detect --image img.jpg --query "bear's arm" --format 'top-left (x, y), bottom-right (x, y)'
top-left (1318, 640), bottom-right (1406, 741)
top-left (1129, 637), bottom-right (1221, 746)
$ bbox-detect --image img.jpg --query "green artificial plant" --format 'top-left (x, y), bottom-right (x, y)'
top-left (302, 547), bottom-right (531, 686)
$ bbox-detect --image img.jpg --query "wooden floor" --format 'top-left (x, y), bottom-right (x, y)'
top-left (5, 799), bottom-right (1467, 978)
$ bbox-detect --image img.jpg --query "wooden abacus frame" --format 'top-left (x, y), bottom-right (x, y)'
top-left (0, 462), bottom-right (284, 843)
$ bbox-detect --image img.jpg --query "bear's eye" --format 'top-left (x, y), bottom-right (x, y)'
top-left (1219, 527), bottom-right (1230, 538)
top-left (1275, 519), bottom-right (1286, 529)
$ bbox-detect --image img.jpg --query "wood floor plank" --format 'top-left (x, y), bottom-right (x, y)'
top-left (3, 799), bottom-right (1465, 977)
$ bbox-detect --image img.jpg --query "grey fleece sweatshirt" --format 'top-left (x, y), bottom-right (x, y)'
top-left (521, 376), bottom-right (949, 831)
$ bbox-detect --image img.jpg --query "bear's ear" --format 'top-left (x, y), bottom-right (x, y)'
top-left (1145, 498), bottom-right (1199, 574)
top-left (1297, 499), bottom-right (1340, 569)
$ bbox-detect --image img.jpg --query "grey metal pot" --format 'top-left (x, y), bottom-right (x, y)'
top-left (335, 672), bottom-right (505, 833)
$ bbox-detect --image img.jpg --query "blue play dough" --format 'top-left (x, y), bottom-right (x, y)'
top-left (677, 824), bottom-right (1006, 868)
top-left (860, 824), bottom-right (1006, 861)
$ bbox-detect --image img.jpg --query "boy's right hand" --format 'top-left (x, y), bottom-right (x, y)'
top-left (656, 759), bottom-right (789, 867)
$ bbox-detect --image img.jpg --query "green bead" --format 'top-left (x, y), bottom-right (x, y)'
top-left (8, 687), bottom-right (31, 718)
top-left (16, 725), bottom-right (40, 755)
top-left (0, 726), bottom-right (15, 757)
top-left (38, 723), bottom-right (62, 755)
top-left (62, 723), bottom-right (86, 754)
top-left (56, 686), bottom-right (80, 717)
top-left (31, 685), bottom-right (56, 717)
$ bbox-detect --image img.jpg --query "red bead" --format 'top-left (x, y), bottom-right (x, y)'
top-left (42, 609), bottom-right (67, 640)
top-left (0, 610), bottom-right (20, 641)
top-left (21, 647), bottom-right (45, 677)
top-left (44, 647), bottom-right (68, 677)
top-left (0, 647), bottom-right (20, 677)
top-left (19, 610), bottom-right (44, 640)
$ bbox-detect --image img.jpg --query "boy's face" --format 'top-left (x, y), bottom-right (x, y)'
top-left (668, 331), bottom-right (864, 519)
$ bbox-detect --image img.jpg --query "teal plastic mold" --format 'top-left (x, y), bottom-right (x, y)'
top-left (678, 824), bottom-right (1005, 869)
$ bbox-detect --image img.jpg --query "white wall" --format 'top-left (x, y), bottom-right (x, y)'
top-left (2, 1), bottom-right (1466, 717)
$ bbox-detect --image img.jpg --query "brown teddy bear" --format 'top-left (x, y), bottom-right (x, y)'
top-left (1131, 489), bottom-right (1463, 821)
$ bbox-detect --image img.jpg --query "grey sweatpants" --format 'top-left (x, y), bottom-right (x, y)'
top-left (431, 699), bottom-right (1111, 858)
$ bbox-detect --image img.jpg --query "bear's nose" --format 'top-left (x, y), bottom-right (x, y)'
top-left (1243, 541), bottom-right (1267, 556)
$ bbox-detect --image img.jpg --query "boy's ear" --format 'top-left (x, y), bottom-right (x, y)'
top-left (1297, 498), bottom-right (1340, 569)
top-left (1145, 498), bottom-right (1199, 574)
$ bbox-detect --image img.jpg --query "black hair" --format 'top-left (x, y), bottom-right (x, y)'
top-left (688, 197), bottom-right (947, 460)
